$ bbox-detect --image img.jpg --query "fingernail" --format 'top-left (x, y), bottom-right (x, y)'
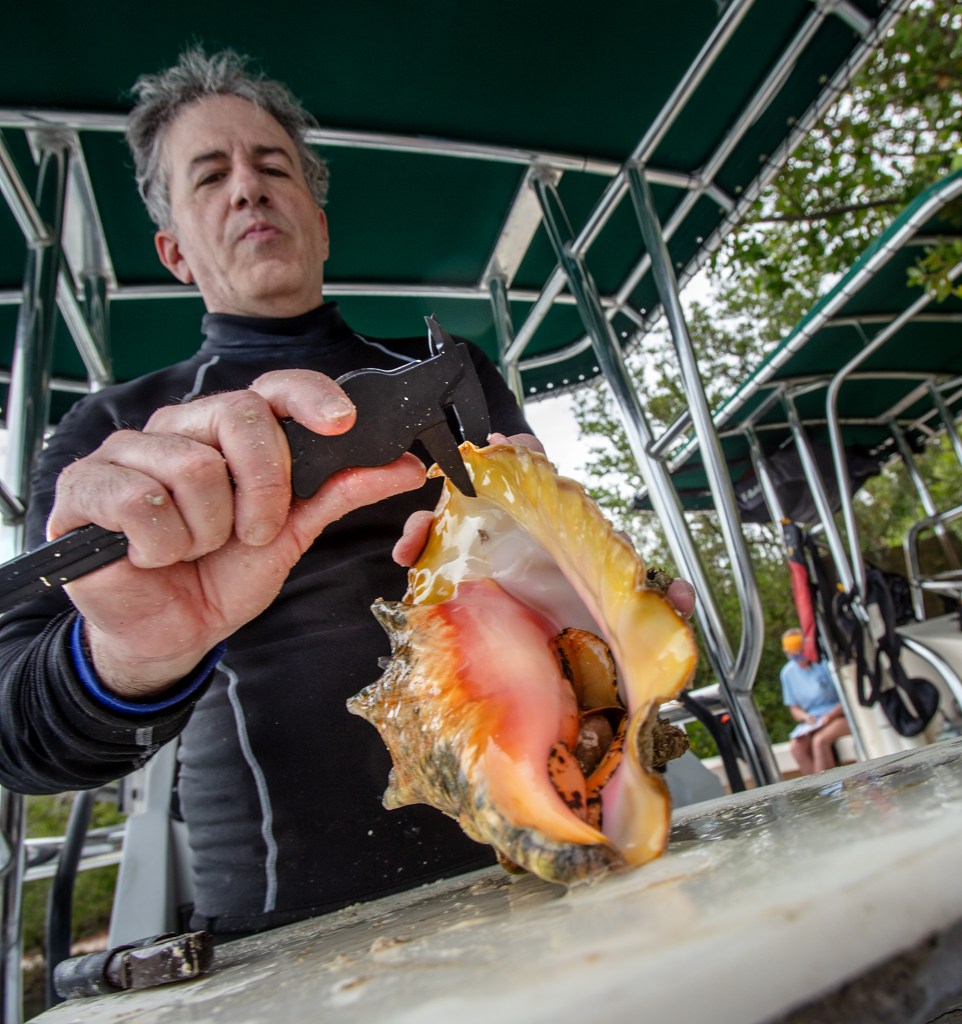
top-left (321, 393), bottom-right (355, 421)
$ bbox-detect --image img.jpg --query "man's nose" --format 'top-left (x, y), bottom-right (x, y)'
top-left (230, 163), bottom-right (270, 208)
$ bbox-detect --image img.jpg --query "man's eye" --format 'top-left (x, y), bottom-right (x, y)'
top-left (262, 166), bottom-right (289, 177)
top-left (197, 172), bottom-right (225, 187)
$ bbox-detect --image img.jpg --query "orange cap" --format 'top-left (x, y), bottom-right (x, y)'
top-left (781, 629), bottom-right (803, 655)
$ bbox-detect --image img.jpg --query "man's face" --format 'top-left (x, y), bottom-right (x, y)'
top-left (154, 94), bottom-right (329, 318)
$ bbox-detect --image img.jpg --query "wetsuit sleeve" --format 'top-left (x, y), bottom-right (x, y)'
top-left (0, 392), bottom-right (207, 795)
top-left (0, 599), bottom-right (210, 794)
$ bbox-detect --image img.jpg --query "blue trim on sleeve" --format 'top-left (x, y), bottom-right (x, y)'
top-left (70, 615), bottom-right (226, 715)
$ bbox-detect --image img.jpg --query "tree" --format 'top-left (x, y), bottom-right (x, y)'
top-left (713, 0), bottom-right (962, 340)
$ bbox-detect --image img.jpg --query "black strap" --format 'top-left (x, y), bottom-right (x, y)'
top-left (678, 692), bottom-right (746, 793)
top-left (804, 534), bottom-right (851, 657)
top-left (834, 569), bottom-right (939, 737)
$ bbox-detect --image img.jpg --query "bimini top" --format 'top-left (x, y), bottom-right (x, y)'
top-left (644, 169), bottom-right (962, 519)
top-left (0, 0), bottom-right (905, 428)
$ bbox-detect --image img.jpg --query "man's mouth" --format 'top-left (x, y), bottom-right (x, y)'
top-left (239, 221), bottom-right (281, 242)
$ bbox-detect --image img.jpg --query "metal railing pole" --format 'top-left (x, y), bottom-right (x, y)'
top-left (0, 789), bottom-right (25, 1024)
top-left (488, 274), bottom-right (524, 407)
top-left (626, 164), bottom-right (777, 786)
top-left (0, 130), bottom-right (70, 1024)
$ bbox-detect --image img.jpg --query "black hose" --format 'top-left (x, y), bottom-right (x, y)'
top-left (678, 692), bottom-right (747, 793)
top-left (44, 789), bottom-right (96, 1008)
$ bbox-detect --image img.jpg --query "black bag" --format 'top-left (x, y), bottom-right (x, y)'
top-left (835, 568), bottom-right (940, 738)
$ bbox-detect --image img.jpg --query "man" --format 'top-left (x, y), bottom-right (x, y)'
top-left (0, 49), bottom-right (693, 938)
top-left (0, 48), bottom-right (544, 938)
top-left (779, 628), bottom-right (850, 775)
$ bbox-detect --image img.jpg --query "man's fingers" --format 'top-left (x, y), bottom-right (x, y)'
top-left (392, 509), bottom-right (435, 566)
top-left (667, 578), bottom-right (697, 620)
top-left (249, 369), bottom-right (355, 435)
top-left (488, 431), bottom-right (546, 455)
top-left (291, 454), bottom-right (427, 548)
top-left (48, 430), bottom-right (235, 566)
top-left (145, 389), bottom-right (297, 547)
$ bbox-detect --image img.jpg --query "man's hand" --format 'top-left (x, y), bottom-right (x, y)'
top-left (665, 578), bottom-right (696, 620)
top-left (48, 370), bottom-right (426, 699)
top-left (392, 432), bottom-right (544, 566)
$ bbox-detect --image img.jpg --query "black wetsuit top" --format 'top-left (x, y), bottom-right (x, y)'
top-left (0, 303), bottom-right (531, 934)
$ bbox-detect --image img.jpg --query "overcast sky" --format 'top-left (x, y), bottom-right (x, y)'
top-left (524, 393), bottom-right (589, 480)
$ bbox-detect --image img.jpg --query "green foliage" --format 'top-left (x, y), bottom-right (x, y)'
top-left (854, 433), bottom-right (962, 558)
top-left (906, 231), bottom-right (962, 300)
top-left (712, 0), bottom-right (962, 341)
top-left (22, 794), bottom-right (122, 956)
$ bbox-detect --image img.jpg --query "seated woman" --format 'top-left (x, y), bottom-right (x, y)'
top-left (779, 628), bottom-right (851, 775)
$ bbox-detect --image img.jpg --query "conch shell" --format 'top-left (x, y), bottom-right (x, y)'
top-left (348, 442), bottom-right (696, 885)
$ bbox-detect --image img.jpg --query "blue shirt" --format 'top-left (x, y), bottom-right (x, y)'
top-left (780, 658), bottom-right (839, 719)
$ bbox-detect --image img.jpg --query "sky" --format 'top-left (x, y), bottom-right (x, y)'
top-left (523, 392), bottom-right (589, 480)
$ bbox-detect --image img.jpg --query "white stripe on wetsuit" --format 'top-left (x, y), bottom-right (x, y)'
top-left (180, 355), bottom-right (221, 402)
top-left (352, 333), bottom-right (417, 365)
top-left (223, 659), bottom-right (278, 913)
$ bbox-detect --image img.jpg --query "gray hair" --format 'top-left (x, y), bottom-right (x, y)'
top-left (126, 47), bottom-right (329, 228)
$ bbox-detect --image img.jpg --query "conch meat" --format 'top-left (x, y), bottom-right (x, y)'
top-left (347, 442), bottom-right (696, 885)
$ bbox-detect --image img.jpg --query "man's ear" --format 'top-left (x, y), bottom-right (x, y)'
top-left (154, 229), bottom-right (194, 285)
top-left (318, 208), bottom-right (330, 262)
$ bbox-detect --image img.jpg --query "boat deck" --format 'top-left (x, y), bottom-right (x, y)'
top-left (31, 739), bottom-right (962, 1024)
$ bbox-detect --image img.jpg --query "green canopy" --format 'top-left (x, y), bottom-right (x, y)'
top-left (0, 0), bottom-right (905, 432)
top-left (647, 169), bottom-right (962, 516)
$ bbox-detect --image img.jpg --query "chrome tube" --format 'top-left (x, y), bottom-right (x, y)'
top-left (783, 392), bottom-right (856, 594)
top-left (0, 130), bottom-right (49, 245)
top-left (821, 0), bottom-right (873, 36)
top-left (518, 0), bottom-right (911, 379)
top-left (615, 5), bottom-right (830, 311)
top-left (508, 0), bottom-right (758, 360)
top-left (648, 409), bottom-right (694, 460)
top-left (0, 789), bottom-right (25, 1024)
top-left (900, 636), bottom-right (962, 712)
top-left (488, 275), bottom-right (524, 406)
top-left (530, 173), bottom-right (731, 672)
top-left (631, 0), bottom-right (758, 161)
top-left (929, 381), bottom-right (962, 471)
top-left (57, 272), bottom-right (112, 390)
top-left (532, 176), bottom-right (761, 774)
top-left (746, 430), bottom-right (871, 754)
top-left (82, 272), bottom-right (111, 392)
top-left (626, 165), bottom-right (777, 786)
top-left (746, 427), bottom-right (787, 526)
top-left (0, 108), bottom-right (620, 177)
top-left (904, 503), bottom-right (962, 621)
top-left (657, 178), bottom-right (962, 559)
top-left (889, 417), bottom-right (961, 571)
top-left (0, 479), bottom-right (25, 526)
top-left (778, 399), bottom-right (870, 759)
top-left (0, 134), bottom-right (69, 1024)
top-left (826, 259), bottom-right (962, 596)
top-left (5, 132), bottom-right (69, 520)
